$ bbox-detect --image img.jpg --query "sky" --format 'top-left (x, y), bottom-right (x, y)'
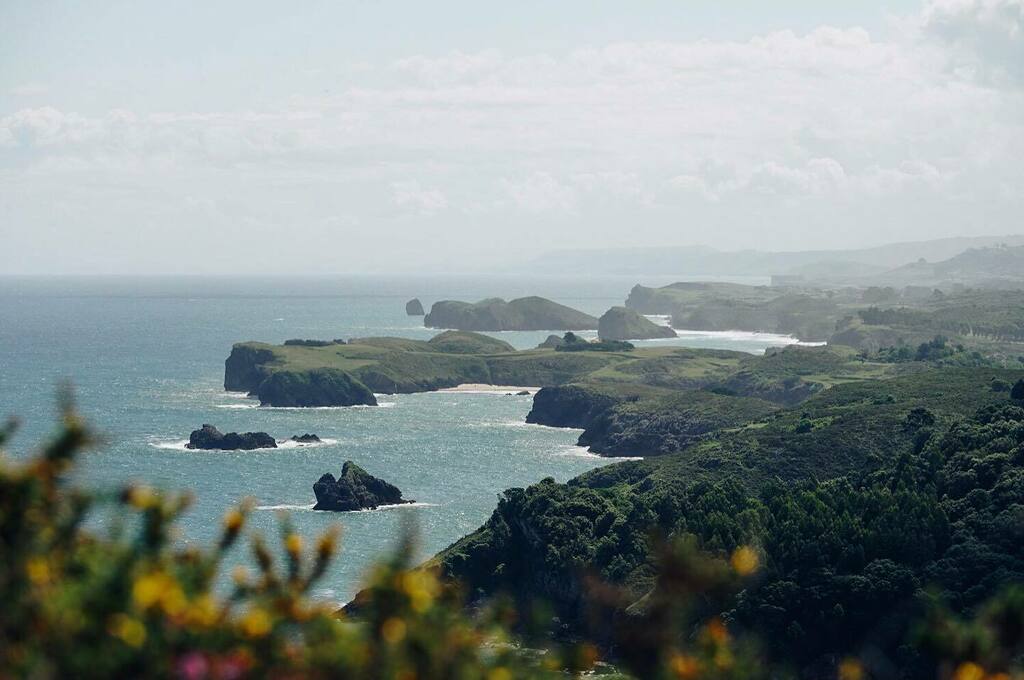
top-left (1, 0), bottom-right (1022, 274)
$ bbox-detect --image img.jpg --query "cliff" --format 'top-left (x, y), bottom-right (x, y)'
top-left (424, 296), bottom-right (598, 331)
top-left (256, 368), bottom-right (377, 407)
top-left (597, 306), bottom-right (676, 341)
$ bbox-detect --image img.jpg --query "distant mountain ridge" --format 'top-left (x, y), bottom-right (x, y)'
top-left (523, 234), bottom-right (1024, 276)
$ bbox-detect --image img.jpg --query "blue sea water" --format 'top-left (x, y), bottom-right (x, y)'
top-left (0, 274), bottom-right (791, 602)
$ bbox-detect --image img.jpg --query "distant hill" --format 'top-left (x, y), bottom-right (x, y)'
top-left (873, 245), bottom-right (1024, 288)
top-left (521, 234), bottom-right (1024, 276)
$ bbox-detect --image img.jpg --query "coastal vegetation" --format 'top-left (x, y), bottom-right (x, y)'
top-left (3, 397), bottom-right (1022, 679)
top-left (439, 368), bottom-right (1024, 676)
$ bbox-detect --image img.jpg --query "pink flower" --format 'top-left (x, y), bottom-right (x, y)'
top-left (176, 652), bottom-right (209, 680)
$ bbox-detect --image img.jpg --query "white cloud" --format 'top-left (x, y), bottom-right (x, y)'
top-left (391, 180), bottom-right (448, 215)
top-left (921, 0), bottom-right (1024, 85)
top-left (1, 1), bottom-right (1023, 271)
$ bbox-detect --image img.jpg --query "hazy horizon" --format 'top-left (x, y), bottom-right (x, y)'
top-left (2, 0), bottom-right (1022, 275)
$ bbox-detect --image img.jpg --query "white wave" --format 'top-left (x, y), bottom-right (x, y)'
top-left (223, 391), bottom-right (256, 400)
top-left (256, 503), bottom-right (316, 511)
top-left (255, 501), bottom-right (437, 512)
top-left (148, 439), bottom-right (191, 450)
top-left (214, 403), bottom-right (259, 409)
top-left (552, 444), bottom-right (642, 461)
top-left (369, 501), bottom-right (438, 511)
top-left (251, 402), bottom-right (396, 411)
top-left (276, 437), bottom-right (339, 448)
top-left (670, 328), bottom-right (825, 346)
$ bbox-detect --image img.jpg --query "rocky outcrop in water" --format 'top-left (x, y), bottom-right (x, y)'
top-left (598, 306), bottom-right (676, 341)
top-left (406, 298), bottom-right (425, 316)
top-left (290, 433), bottom-right (322, 443)
top-left (424, 296), bottom-right (598, 331)
top-left (312, 461), bottom-right (412, 511)
top-left (186, 424), bottom-right (277, 450)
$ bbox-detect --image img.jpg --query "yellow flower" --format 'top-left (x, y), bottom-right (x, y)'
top-left (127, 485), bottom-right (156, 510)
top-left (186, 594), bottom-right (220, 628)
top-left (223, 508), bottom-right (244, 532)
top-left (381, 617), bottom-right (407, 644)
top-left (953, 662), bottom-right (985, 680)
top-left (731, 546), bottom-right (759, 576)
top-left (241, 607), bottom-right (272, 638)
top-left (26, 557), bottom-right (51, 585)
top-left (706, 617), bottom-right (730, 645)
top-left (839, 658), bottom-right (864, 680)
top-left (133, 572), bottom-right (171, 609)
top-left (400, 571), bottom-right (439, 613)
top-left (285, 533), bottom-right (303, 555)
top-left (669, 653), bottom-right (701, 679)
top-left (109, 614), bottom-right (146, 648)
top-left (488, 668), bottom-right (512, 680)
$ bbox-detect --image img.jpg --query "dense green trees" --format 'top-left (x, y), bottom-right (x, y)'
top-left (440, 382), bottom-right (1024, 677)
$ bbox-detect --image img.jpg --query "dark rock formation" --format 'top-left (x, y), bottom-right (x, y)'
top-left (255, 369), bottom-right (378, 407)
top-left (424, 296), bottom-right (598, 331)
top-left (598, 306), bottom-right (676, 341)
top-left (186, 424), bottom-right (277, 450)
top-left (537, 334), bottom-right (565, 349)
top-left (1012, 379), bottom-right (1024, 401)
top-left (406, 298), bottom-right (425, 316)
top-left (516, 390), bottom-right (531, 396)
top-left (224, 344), bottom-right (276, 392)
top-left (290, 433), bottom-right (322, 443)
top-left (312, 461), bottom-right (412, 511)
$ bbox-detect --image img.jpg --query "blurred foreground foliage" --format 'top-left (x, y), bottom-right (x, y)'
top-left (1, 393), bottom-right (1022, 679)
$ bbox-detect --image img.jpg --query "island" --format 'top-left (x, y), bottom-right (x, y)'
top-left (597, 306), bottom-right (676, 341)
top-left (185, 424), bottom-right (277, 450)
top-left (423, 296), bottom-right (598, 331)
top-left (405, 298), bottom-right (425, 316)
top-left (312, 461), bottom-right (413, 511)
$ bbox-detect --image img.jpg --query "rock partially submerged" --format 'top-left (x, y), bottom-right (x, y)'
top-left (186, 424), bottom-right (277, 450)
top-left (312, 461), bottom-right (412, 511)
top-left (598, 306), bottom-right (676, 341)
top-left (406, 298), bottom-right (425, 315)
top-left (289, 433), bottom-right (322, 443)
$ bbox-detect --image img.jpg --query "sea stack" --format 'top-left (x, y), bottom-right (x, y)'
top-left (312, 461), bottom-right (413, 511)
top-left (406, 298), bottom-right (425, 316)
top-left (185, 424), bottom-right (277, 450)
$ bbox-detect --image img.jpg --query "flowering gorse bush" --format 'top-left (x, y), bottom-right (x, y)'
top-left (1, 393), bottom-right (1021, 679)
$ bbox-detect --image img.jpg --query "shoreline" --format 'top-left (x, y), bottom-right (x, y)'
top-left (436, 383), bottom-right (537, 394)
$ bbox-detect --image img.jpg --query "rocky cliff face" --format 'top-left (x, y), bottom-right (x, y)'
top-left (255, 369), bottom-right (377, 407)
top-left (224, 344), bottom-right (277, 392)
top-left (312, 461), bottom-right (412, 511)
top-left (598, 307), bottom-right (676, 341)
top-left (406, 298), bottom-right (425, 315)
top-left (424, 296), bottom-right (598, 331)
top-left (185, 424), bottom-right (277, 450)
top-left (526, 384), bottom-right (628, 429)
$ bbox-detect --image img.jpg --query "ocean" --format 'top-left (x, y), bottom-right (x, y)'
top-left (0, 274), bottom-right (803, 602)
